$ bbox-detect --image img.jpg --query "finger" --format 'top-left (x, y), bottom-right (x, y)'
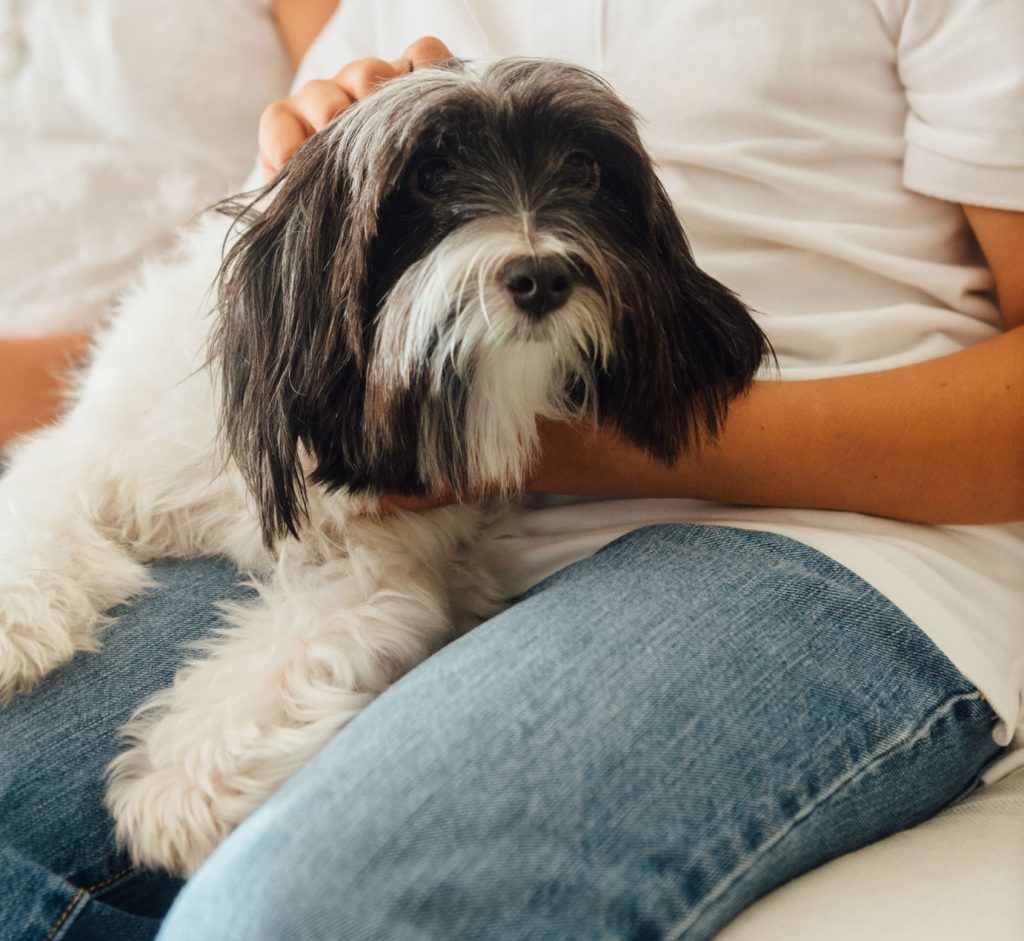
top-left (400, 35), bottom-right (454, 70)
top-left (257, 100), bottom-right (312, 179)
top-left (389, 55), bottom-right (415, 75)
top-left (334, 56), bottom-right (404, 101)
top-left (289, 79), bottom-right (355, 132)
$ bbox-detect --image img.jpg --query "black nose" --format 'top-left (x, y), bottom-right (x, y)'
top-left (502, 257), bottom-right (574, 319)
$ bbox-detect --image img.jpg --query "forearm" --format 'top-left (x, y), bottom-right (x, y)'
top-left (0, 333), bottom-right (91, 446)
top-left (270, 0), bottom-right (339, 68)
top-left (531, 327), bottom-right (1024, 525)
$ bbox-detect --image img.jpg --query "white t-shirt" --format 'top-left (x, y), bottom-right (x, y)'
top-left (300, 0), bottom-right (1024, 774)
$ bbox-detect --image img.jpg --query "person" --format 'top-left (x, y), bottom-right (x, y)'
top-left (1, 1), bottom-right (1021, 939)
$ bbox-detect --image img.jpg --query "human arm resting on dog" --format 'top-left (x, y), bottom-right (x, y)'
top-left (389, 319), bottom-right (1024, 526)
top-left (261, 41), bottom-right (1023, 527)
top-left (525, 205), bottom-right (1024, 526)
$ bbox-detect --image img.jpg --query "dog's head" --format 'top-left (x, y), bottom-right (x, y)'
top-left (215, 58), bottom-right (769, 544)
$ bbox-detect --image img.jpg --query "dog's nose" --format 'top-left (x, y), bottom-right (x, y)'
top-left (502, 257), bottom-right (574, 319)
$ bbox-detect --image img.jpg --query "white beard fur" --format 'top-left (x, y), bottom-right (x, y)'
top-left (0, 213), bottom-right (532, 876)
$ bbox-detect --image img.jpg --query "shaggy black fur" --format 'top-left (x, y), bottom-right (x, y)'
top-left (215, 58), bottom-right (770, 544)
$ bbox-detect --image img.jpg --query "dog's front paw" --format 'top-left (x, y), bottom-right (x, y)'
top-left (0, 579), bottom-right (98, 701)
top-left (106, 687), bottom-right (285, 876)
top-left (107, 748), bottom-right (229, 877)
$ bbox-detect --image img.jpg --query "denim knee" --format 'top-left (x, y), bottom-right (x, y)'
top-left (1, 557), bottom-right (253, 918)
top-left (158, 526), bottom-right (1003, 941)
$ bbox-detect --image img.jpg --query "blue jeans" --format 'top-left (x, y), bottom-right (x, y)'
top-left (1, 525), bottom-right (1002, 941)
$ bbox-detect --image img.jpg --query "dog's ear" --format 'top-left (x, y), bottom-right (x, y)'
top-left (597, 171), bottom-right (771, 463)
top-left (214, 131), bottom-right (371, 546)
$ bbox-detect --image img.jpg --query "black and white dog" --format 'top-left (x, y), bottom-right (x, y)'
top-left (0, 59), bottom-right (768, 874)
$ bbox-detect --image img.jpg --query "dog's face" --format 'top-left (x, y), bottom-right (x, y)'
top-left (216, 58), bottom-right (769, 543)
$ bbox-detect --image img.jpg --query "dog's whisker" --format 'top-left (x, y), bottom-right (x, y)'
top-left (475, 275), bottom-right (493, 332)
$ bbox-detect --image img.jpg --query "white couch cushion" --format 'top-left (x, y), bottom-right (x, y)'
top-left (719, 768), bottom-right (1024, 940)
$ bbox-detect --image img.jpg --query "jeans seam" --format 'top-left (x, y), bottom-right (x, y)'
top-left (664, 689), bottom-right (983, 941)
top-left (43, 890), bottom-right (85, 941)
top-left (42, 865), bottom-right (135, 941)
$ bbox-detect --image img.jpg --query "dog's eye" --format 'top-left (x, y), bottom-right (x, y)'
top-left (560, 151), bottom-right (600, 191)
top-left (411, 158), bottom-right (454, 201)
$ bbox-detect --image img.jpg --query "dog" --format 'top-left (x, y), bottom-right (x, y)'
top-left (0, 58), bottom-right (768, 875)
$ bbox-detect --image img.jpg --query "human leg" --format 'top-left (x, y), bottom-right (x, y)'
top-left (0, 557), bottom-right (256, 941)
top-left (159, 524), bottom-right (1003, 940)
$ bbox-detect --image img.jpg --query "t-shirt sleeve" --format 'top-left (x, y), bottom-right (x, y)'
top-left (895, 0), bottom-right (1024, 209)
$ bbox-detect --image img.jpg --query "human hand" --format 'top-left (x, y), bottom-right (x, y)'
top-left (258, 36), bottom-right (454, 180)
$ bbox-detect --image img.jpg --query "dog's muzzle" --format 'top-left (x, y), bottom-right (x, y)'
top-left (502, 256), bottom-right (575, 320)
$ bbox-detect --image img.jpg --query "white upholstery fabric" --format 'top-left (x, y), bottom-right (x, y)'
top-left (720, 768), bottom-right (1024, 940)
top-left (0, 0), bottom-right (291, 335)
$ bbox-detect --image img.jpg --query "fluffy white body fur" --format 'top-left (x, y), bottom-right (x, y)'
top-left (0, 214), bottom-right (529, 875)
top-left (0, 58), bottom-right (766, 879)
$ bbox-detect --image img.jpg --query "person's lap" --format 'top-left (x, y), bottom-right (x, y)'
top-left (0, 557), bottom-right (253, 941)
top-left (0, 525), bottom-right (1002, 941)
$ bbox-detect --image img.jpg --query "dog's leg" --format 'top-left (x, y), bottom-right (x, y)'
top-left (0, 425), bottom-right (154, 699)
top-left (106, 505), bottom-right (508, 876)
top-left (0, 217), bottom-right (253, 700)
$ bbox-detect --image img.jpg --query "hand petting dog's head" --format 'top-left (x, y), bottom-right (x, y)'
top-left (215, 58), bottom-right (769, 544)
